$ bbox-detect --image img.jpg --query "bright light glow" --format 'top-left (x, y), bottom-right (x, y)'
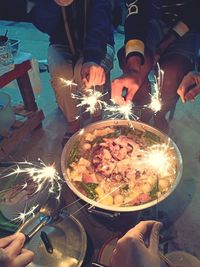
top-left (149, 94), bottom-right (162, 112)
top-left (71, 87), bottom-right (106, 116)
top-left (148, 63), bottom-right (164, 113)
top-left (104, 100), bottom-right (140, 121)
top-left (59, 77), bottom-right (78, 87)
top-left (12, 205), bottom-right (39, 223)
top-left (144, 142), bottom-right (175, 176)
top-left (2, 160), bottom-right (63, 201)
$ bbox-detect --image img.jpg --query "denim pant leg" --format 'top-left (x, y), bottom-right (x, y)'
top-left (48, 44), bottom-right (79, 122)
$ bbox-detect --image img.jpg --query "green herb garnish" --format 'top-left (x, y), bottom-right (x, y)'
top-left (143, 131), bottom-right (161, 146)
top-left (68, 142), bottom-right (79, 164)
top-left (79, 182), bottom-right (98, 200)
top-left (149, 182), bottom-right (159, 198)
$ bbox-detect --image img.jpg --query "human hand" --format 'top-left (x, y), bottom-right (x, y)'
top-left (81, 62), bottom-right (106, 88)
top-left (111, 72), bottom-right (142, 105)
top-left (0, 233), bottom-right (34, 267)
top-left (110, 220), bottom-right (163, 267)
top-left (177, 71), bottom-right (200, 103)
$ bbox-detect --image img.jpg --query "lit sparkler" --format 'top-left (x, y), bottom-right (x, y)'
top-left (1, 159), bottom-right (63, 201)
top-left (13, 204), bottom-right (39, 224)
top-left (71, 87), bottom-right (107, 116)
top-left (144, 142), bottom-right (175, 176)
top-left (104, 100), bottom-right (140, 121)
top-left (148, 63), bottom-right (164, 113)
top-left (58, 77), bottom-right (78, 87)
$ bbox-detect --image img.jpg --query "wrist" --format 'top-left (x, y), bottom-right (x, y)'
top-left (126, 55), bottom-right (142, 73)
top-left (156, 30), bottom-right (179, 56)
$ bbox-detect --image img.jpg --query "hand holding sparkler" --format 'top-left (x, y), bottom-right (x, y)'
top-left (0, 233), bottom-right (34, 267)
top-left (110, 220), bottom-right (163, 267)
top-left (177, 71), bottom-right (200, 103)
top-left (111, 73), bottom-right (141, 105)
top-left (81, 62), bottom-right (106, 88)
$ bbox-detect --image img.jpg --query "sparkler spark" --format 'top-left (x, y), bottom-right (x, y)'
top-left (71, 88), bottom-right (107, 116)
top-left (144, 142), bottom-right (175, 176)
top-left (104, 100), bottom-right (140, 121)
top-left (2, 160), bottom-right (63, 201)
top-left (59, 77), bottom-right (78, 87)
top-left (149, 93), bottom-right (162, 113)
top-left (148, 63), bottom-right (164, 113)
top-left (12, 204), bottom-right (39, 224)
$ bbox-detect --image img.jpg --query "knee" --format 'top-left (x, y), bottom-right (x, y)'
top-left (160, 55), bottom-right (193, 89)
top-left (49, 64), bottom-right (74, 91)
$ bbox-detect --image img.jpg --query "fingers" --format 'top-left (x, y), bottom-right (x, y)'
top-left (128, 220), bottom-right (158, 239)
top-left (14, 248), bottom-right (34, 267)
top-left (126, 90), bottom-right (135, 103)
top-left (177, 85), bottom-right (187, 103)
top-left (111, 79), bottom-right (126, 105)
top-left (185, 85), bottom-right (200, 102)
top-left (177, 71), bottom-right (199, 103)
top-left (82, 64), bottom-right (105, 88)
top-left (0, 234), bottom-right (18, 248)
top-left (118, 220), bottom-right (158, 246)
top-left (149, 222), bottom-right (162, 253)
top-left (89, 67), bottom-right (105, 87)
top-left (4, 233), bottom-right (25, 257)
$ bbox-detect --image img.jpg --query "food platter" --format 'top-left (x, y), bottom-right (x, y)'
top-left (61, 119), bottom-right (183, 212)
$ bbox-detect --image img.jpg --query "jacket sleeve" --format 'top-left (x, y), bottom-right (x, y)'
top-left (124, 0), bottom-right (149, 62)
top-left (83, 0), bottom-right (114, 65)
top-left (29, 0), bottom-right (61, 36)
top-left (172, 0), bottom-right (200, 37)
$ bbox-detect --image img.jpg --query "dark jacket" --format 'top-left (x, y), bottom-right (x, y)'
top-left (29, 0), bottom-right (114, 65)
top-left (125, 0), bottom-right (200, 58)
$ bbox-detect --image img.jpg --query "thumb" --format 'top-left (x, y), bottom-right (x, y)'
top-left (177, 85), bottom-right (186, 103)
top-left (126, 87), bottom-right (137, 102)
top-left (149, 222), bottom-right (162, 253)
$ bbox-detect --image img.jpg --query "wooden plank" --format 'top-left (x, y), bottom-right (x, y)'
top-left (17, 71), bottom-right (38, 111)
top-left (0, 110), bottom-right (44, 160)
top-left (0, 61), bottom-right (31, 88)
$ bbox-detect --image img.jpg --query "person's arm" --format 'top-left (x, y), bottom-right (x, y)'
top-left (0, 233), bottom-right (34, 267)
top-left (125, 0), bottom-right (149, 72)
top-left (82, 0), bottom-right (114, 88)
top-left (111, 0), bottom-right (150, 104)
top-left (83, 0), bottom-right (113, 65)
top-left (154, 0), bottom-right (200, 64)
top-left (110, 220), bottom-right (163, 267)
top-left (177, 71), bottom-right (200, 103)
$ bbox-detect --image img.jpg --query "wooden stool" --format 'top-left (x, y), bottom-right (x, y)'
top-left (0, 60), bottom-right (44, 160)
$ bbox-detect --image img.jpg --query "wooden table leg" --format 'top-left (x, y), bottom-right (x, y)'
top-left (17, 72), bottom-right (38, 112)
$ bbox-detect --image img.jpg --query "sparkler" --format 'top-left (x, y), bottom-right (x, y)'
top-left (148, 63), bottom-right (164, 113)
top-left (144, 141), bottom-right (175, 176)
top-left (58, 74), bottom-right (165, 120)
top-left (58, 77), bottom-right (78, 87)
top-left (1, 159), bottom-right (63, 201)
top-left (71, 87), bottom-right (107, 116)
top-left (104, 100), bottom-right (140, 121)
top-left (12, 204), bottom-right (39, 224)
